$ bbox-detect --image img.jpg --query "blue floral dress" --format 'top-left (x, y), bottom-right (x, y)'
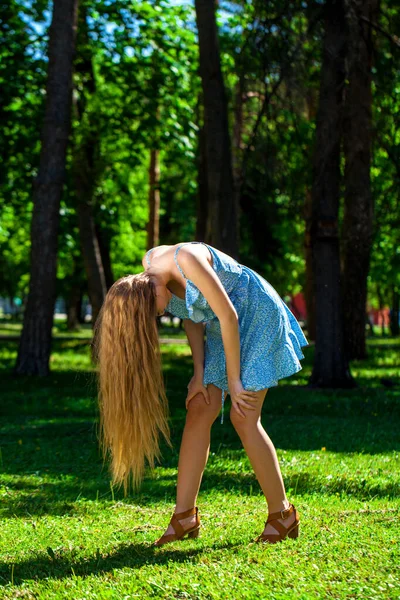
top-left (145, 241), bottom-right (309, 424)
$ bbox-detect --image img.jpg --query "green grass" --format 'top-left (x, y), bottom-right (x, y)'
top-left (0, 332), bottom-right (399, 599)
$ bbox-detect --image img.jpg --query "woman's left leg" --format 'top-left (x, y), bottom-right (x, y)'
top-left (230, 388), bottom-right (297, 536)
top-left (160, 384), bottom-right (224, 538)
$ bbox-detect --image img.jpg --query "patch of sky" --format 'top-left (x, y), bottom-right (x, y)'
top-left (17, 2), bottom-right (50, 60)
top-left (220, 0), bottom-right (244, 15)
top-left (125, 47), bottom-right (135, 58)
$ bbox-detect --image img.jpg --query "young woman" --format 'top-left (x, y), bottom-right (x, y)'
top-left (93, 241), bottom-right (309, 546)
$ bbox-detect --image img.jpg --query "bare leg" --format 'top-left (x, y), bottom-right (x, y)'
top-left (230, 388), bottom-right (296, 536)
top-left (162, 384), bottom-right (224, 536)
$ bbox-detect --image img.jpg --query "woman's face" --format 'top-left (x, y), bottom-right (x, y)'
top-left (155, 284), bottom-right (172, 317)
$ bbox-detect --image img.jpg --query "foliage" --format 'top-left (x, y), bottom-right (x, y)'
top-left (0, 0), bottom-right (399, 305)
top-left (369, 1), bottom-right (400, 305)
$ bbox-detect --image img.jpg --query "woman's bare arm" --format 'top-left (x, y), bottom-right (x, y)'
top-left (176, 247), bottom-right (241, 384)
top-left (183, 319), bottom-right (206, 378)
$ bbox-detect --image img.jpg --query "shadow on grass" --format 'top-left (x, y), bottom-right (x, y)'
top-left (0, 538), bottom-right (247, 587)
top-left (0, 339), bottom-right (399, 522)
top-left (1, 446), bottom-right (398, 521)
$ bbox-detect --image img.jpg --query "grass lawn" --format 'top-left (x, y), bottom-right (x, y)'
top-left (0, 330), bottom-right (399, 599)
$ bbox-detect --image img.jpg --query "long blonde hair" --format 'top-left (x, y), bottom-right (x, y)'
top-left (92, 270), bottom-right (172, 495)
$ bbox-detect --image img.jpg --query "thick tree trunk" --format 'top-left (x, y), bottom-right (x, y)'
top-left (341, 0), bottom-right (378, 360)
top-left (309, 0), bottom-right (356, 388)
top-left (194, 0), bottom-right (237, 258)
top-left (14, 0), bottom-right (79, 376)
top-left (147, 149), bottom-right (160, 249)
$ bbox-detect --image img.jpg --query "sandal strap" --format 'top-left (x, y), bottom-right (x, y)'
top-left (170, 506), bottom-right (198, 538)
top-left (267, 503), bottom-right (294, 523)
top-left (265, 518), bottom-right (290, 537)
top-left (174, 506), bottom-right (198, 520)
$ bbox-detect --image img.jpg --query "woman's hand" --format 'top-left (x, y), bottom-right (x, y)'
top-left (186, 374), bottom-right (210, 409)
top-left (229, 379), bottom-right (258, 418)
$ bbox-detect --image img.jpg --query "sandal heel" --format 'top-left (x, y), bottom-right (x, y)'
top-left (188, 527), bottom-right (200, 539)
top-left (288, 523), bottom-right (300, 539)
top-left (154, 506), bottom-right (201, 546)
top-left (255, 502), bottom-right (300, 544)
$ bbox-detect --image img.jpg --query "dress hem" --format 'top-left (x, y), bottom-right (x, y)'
top-left (203, 357), bottom-right (306, 393)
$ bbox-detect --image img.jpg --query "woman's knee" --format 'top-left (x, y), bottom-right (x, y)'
top-left (185, 392), bottom-right (221, 425)
top-left (229, 406), bottom-right (260, 434)
top-left (229, 388), bottom-right (268, 434)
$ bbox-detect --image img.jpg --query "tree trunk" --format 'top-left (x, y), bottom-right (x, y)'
top-left (341, 0), bottom-right (378, 360)
top-left (14, 0), bottom-right (79, 376)
top-left (147, 149), bottom-right (160, 249)
top-left (304, 91), bottom-right (318, 342)
top-left (67, 281), bottom-right (83, 331)
top-left (73, 7), bottom-right (107, 328)
top-left (196, 121), bottom-right (208, 241)
top-left (75, 177), bottom-right (107, 327)
top-left (376, 286), bottom-right (385, 336)
top-left (232, 75), bottom-right (244, 252)
top-left (304, 189), bottom-right (316, 341)
top-left (309, 0), bottom-right (356, 388)
top-left (65, 255), bottom-right (85, 330)
top-left (94, 221), bottom-right (114, 290)
top-left (194, 0), bottom-right (238, 258)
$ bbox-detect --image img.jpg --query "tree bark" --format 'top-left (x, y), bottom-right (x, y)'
top-left (14, 0), bottom-right (79, 376)
top-left (341, 0), bottom-right (378, 359)
top-left (147, 149), bottom-right (161, 249)
top-left (94, 221), bottom-right (114, 290)
top-left (304, 189), bottom-right (316, 341)
top-left (304, 90), bottom-right (318, 342)
top-left (74, 175), bottom-right (107, 327)
top-left (309, 0), bottom-right (356, 388)
top-left (196, 121), bottom-right (208, 241)
top-left (65, 254), bottom-right (86, 330)
top-left (232, 75), bottom-right (244, 252)
top-left (376, 285), bottom-right (385, 336)
top-left (66, 281), bottom-right (83, 331)
top-left (194, 0), bottom-right (237, 258)
top-left (73, 7), bottom-right (107, 328)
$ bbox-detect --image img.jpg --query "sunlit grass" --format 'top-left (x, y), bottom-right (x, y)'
top-left (0, 329), bottom-right (399, 599)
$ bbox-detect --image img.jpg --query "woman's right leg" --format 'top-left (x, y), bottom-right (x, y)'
top-left (162, 383), bottom-right (225, 536)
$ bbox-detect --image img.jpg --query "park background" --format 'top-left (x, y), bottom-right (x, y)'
top-left (0, 0), bottom-right (399, 598)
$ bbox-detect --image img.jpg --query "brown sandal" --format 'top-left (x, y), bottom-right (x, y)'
top-left (153, 506), bottom-right (201, 547)
top-left (255, 502), bottom-right (300, 544)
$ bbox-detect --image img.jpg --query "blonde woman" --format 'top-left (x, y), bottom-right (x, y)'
top-left (93, 241), bottom-right (309, 546)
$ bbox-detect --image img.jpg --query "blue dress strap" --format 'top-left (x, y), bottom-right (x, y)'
top-left (174, 244), bottom-right (188, 279)
top-left (174, 241), bottom-right (210, 280)
top-left (145, 248), bottom-right (155, 266)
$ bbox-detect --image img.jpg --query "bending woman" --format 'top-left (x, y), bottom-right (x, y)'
top-left (93, 241), bottom-right (309, 546)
